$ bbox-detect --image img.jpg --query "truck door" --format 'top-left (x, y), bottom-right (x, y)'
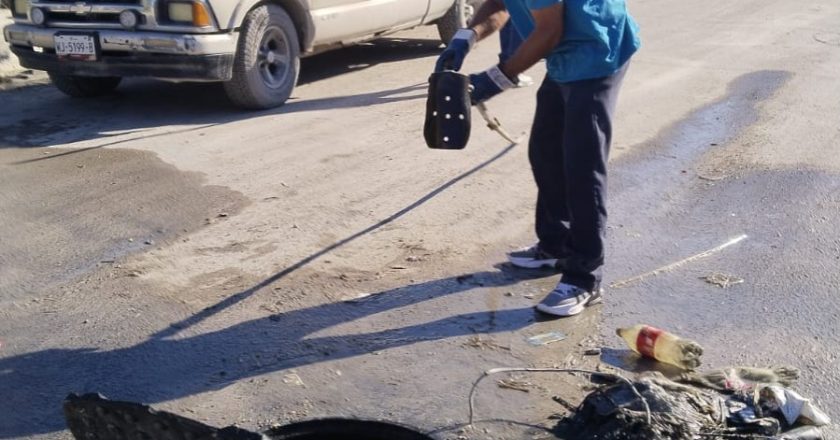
top-left (309, 0), bottom-right (429, 45)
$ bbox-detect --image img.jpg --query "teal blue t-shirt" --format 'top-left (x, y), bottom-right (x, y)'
top-left (504, 0), bottom-right (641, 83)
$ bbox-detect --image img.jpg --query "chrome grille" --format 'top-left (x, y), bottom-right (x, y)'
top-left (33, 1), bottom-right (146, 28)
top-left (45, 11), bottom-right (118, 23)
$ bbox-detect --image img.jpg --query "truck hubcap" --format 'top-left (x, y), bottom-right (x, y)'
top-left (257, 26), bottom-right (291, 89)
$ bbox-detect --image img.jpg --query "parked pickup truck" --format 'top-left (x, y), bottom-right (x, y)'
top-left (2, 0), bottom-right (476, 108)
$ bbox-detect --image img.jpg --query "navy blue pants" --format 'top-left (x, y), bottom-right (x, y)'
top-left (528, 64), bottom-right (628, 291)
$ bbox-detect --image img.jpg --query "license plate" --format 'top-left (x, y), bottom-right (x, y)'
top-left (55, 33), bottom-right (98, 61)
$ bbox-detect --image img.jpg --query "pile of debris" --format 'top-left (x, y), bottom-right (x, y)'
top-left (553, 326), bottom-right (831, 440)
top-left (555, 373), bottom-right (722, 440)
top-left (555, 369), bottom-right (828, 440)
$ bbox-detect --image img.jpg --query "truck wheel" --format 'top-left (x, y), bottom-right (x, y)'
top-left (435, 0), bottom-right (481, 44)
top-left (47, 73), bottom-right (122, 97)
top-left (224, 4), bottom-right (300, 109)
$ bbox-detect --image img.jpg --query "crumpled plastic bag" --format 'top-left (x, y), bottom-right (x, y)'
top-left (759, 386), bottom-right (831, 427)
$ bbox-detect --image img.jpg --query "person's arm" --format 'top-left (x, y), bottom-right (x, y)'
top-left (499, 3), bottom-right (564, 79)
top-left (467, 0), bottom-right (510, 41)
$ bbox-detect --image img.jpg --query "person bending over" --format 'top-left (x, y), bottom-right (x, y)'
top-left (434, 0), bottom-right (640, 316)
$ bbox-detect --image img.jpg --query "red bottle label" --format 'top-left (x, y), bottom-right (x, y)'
top-left (636, 326), bottom-right (663, 358)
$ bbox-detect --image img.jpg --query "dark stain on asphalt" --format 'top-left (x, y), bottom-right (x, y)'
top-left (605, 69), bottom-right (792, 281)
top-left (0, 147), bottom-right (249, 302)
top-left (0, 117), bottom-right (83, 147)
top-left (612, 70), bottom-right (792, 204)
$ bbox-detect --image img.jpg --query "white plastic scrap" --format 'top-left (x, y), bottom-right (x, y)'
top-left (762, 385), bottom-right (831, 426)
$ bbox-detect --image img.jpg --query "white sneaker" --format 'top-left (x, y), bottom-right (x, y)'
top-left (507, 244), bottom-right (561, 270)
top-left (536, 282), bottom-right (603, 316)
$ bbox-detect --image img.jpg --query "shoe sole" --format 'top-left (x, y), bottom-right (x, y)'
top-left (535, 292), bottom-right (603, 317)
top-left (508, 256), bottom-right (559, 269)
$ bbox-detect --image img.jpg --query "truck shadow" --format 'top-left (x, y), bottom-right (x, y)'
top-left (0, 36), bottom-right (440, 150)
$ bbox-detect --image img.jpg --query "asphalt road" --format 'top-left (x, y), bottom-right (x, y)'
top-left (1, 1), bottom-right (839, 438)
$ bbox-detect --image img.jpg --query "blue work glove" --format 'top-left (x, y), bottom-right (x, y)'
top-left (468, 65), bottom-right (516, 105)
top-left (434, 29), bottom-right (476, 72)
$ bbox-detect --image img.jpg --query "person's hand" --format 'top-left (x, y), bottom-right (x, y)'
top-left (434, 29), bottom-right (476, 72)
top-left (469, 65), bottom-right (516, 104)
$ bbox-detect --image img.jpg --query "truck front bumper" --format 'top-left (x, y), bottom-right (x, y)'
top-left (4, 24), bottom-right (237, 81)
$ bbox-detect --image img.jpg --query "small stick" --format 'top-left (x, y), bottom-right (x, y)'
top-left (610, 234), bottom-right (748, 288)
top-left (475, 102), bottom-right (525, 145)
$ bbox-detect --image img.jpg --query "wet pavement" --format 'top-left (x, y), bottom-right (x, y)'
top-left (602, 70), bottom-right (840, 436)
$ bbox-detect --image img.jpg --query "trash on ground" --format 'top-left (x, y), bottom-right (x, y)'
top-left (703, 272), bottom-right (745, 288)
top-left (346, 292), bottom-right (374, 302)
top-left (554, 369), bottom-right (830, 440)
top-left (679, 365), bottom-right (800, 392)
top-left (496, 378), bottom-right (533, 393)
top-left (463, 335), bottom-right (510, 351)
top-left (526, 331), bottom-right (567, 346)
top-left (583, 348), bottom-right (602, 356)
top-left (552, 330), bottom-right (830, 439)
top-left (554, 373), bottom-right (723, 440)
top-left (760, 385), bottom-right (831, 426)
top-left (617, 324), bottom-right (704, 370)
top-left (282, 372), bottom-right (305, 387)
top-left (718, 382), bottom-right (831, 437)
top-left (698, 172), bottom-right (726, 181)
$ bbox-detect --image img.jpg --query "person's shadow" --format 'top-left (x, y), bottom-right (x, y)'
top-left (0, 94), bottom-right (535, 438)
top-left (0, 267), bottom-right (552, 438)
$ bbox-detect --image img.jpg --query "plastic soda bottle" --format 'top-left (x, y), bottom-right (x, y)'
top-left (616, 324), bottom-right (704, 370)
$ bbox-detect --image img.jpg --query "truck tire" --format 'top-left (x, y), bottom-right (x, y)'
top-left (47, 73), bottom-right (122, 97)
top-left (435, 0), bottom-right (481, 44)
top-left (224, 4), bottom-right (300, 109)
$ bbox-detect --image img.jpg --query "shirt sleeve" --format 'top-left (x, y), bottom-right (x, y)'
top-left (526, 0), bottom-right (562, 11)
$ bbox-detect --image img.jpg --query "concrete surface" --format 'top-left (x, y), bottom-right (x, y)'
top-left (1, 0), bottom-right (839, 438)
